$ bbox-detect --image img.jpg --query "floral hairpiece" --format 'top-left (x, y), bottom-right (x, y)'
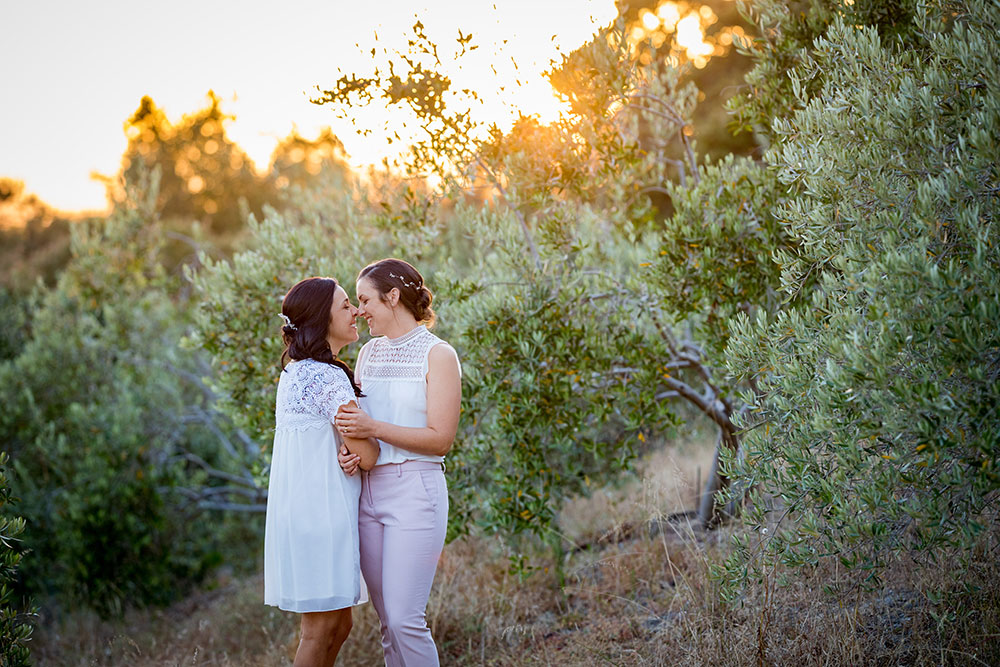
top-left (278, 313), bottom-right (297, 330)
top-left (389, 272), bottom-right (421, 290)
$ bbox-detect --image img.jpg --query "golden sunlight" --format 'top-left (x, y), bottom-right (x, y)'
top-left (627, 0), bottom-right (734, 69)
top-left (676, 14), bottom-right (714, 66)
top-left (1, 1), bottom-right (620, 213)
top-left (320, 7), bottom-right (619, 174)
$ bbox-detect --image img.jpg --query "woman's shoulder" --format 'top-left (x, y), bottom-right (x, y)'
top-left (289, 358), bottom-right (349, 383)
top-left (427, 337), bottom-right (461, 376)
top-left (428, 339), bottom-right (458, 356)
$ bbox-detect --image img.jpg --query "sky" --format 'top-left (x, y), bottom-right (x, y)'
top-left (1, 0), bottom-right (618, 213)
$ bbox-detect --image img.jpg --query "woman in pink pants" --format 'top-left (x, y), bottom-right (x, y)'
top-left (335, 258), bottom-right (462, 667)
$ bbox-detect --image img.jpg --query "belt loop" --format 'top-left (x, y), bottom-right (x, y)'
top-left (396, 463), bottom-right (402, 477)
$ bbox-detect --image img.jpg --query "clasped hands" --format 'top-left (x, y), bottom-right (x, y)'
top-left (335, 404), bottom-right (374, 476)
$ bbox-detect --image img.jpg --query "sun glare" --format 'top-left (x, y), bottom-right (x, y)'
top-left (626, 0), bottom-right (734, 69)
top-left (313, 4), bottom-right (618, 176)
top-left (0, 1), bottom-right (621, 212)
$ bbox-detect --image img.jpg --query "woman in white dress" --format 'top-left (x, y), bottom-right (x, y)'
top-left (334, 258), bottom-right (461, 667)
top-left (264, 277), bottom-right (379, 667)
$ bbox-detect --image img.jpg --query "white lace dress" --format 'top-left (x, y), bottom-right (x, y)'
top-left (264, 359), bottom-right (367, 612)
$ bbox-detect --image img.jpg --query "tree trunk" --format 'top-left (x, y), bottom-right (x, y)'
top-left (697, 423), bottom-right (740, 529)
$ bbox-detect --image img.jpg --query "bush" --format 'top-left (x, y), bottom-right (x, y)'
top-left (0, 452), bottom-right (34, 666)
top-left (0, 182), bottom-right (229, 616)
top-left (716, 0), bottom-right (1000, 593)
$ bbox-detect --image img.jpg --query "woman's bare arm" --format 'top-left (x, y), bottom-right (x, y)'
top-left (338, 400), bottom-right (379, 470)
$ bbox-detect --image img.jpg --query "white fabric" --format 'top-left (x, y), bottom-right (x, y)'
top-left (357, 325), bottom-right (460, 466)
top-left (264, 359), bottom-right (368, 612)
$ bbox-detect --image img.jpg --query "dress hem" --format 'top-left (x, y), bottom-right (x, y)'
top-left (264, 596), bottom-right (366, 613)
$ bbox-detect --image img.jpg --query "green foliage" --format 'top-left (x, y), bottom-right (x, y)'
top-left (654, 154), bottom-right (790, 352)
top-left (193, 1), bottom-right (999, 609)
top-left (714, 0), bottom-right (1000, 594)
top-left (729, 0), bottom-right (924, 142)
top-left (457, 269), bottom-right (675, 545)
top-left (0, 288), bottom-right (29, 364)
top-left (0, 452), bottom-right (34, 667)
top-left (0, 179), bottom-right (225, 616)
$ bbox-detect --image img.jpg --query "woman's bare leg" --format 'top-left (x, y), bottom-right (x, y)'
top-left (294, 608), bottom-right (353, 667)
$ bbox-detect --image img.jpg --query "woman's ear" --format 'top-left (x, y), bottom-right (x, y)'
top-left (388, 287), bottom-right (400, 307)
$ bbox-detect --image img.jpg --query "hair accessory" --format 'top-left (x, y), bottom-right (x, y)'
top-left (389, 272), bottom-right (421, 289)
top-left (278, 313), bottom-right (297, 330)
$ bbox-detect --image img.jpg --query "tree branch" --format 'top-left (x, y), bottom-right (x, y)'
top-left (177, 451), bottom-right (259, 489)
top-left (474, 155), bottom-right (542, 268)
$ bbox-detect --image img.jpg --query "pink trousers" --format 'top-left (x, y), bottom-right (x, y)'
top-left (360, 461), bottom-right (448, 667)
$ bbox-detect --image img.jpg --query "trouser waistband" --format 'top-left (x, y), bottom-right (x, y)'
top-left (365, 460), bottom-right (445, 476)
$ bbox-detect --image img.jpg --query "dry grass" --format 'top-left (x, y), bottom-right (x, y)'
top-left (32, 437), bottom-right (1000, 666)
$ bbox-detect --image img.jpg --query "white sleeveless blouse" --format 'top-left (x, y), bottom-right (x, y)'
top-left (357, 325), bottom-right (460, 466)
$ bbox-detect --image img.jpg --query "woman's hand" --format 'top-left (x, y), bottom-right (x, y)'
top-left (338, 444), bottom-right (362, 476)
top-left (335, 404), bottom-right (378, 439)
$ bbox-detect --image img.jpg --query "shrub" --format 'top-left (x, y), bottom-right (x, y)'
top-left (0, 452), bottom-right (34, 666)
top-left (717, 0), bottom-right (1000, 593)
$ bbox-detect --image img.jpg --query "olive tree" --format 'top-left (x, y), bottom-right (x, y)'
top-left (712, 0), bottom-right (1000, 594)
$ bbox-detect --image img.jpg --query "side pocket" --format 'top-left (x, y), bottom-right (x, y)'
top-left (418, 470), bottom-right (441, 511)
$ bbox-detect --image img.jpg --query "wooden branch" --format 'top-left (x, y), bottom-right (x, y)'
top-left (474, 155), bottom-right (541, 268)
top-left (194, 502), bottom-right (267, 513)
top-left (677, 352), bottom-right (725, 409)
top-left (175, 486), bottom-right (262, 501)
top-left (679, 129), bottom-right (700, 185)
top-left (662, 376), bottom-right (715, 419)
top-left (232, 426), bottom-right (260, 460)
top-left (626, 104), bottom-right (683, 127)
top-left (665, 159), bottom-right (687, 189)
top-left (625, 182), bottom-right (680, 209)
top-left (627, 95), bottom-right (702, 184)
top-left (647, 308), bottom-right (682, 359)
top-left (179, 451), bottom-right (258, 489)
top-left (627, 94), bottom-right (686, 125)
top-left (179, 408), bottom-right (242, 463)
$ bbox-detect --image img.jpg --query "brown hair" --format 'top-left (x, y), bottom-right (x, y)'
top-left (357, 258), bottom-right (435, 327)
top-left (279, 276), bottom-right (362, 397)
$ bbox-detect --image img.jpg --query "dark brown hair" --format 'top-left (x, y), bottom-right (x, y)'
top-left (357, 258), bottom-right (435, 326)
top-left (279, 276), bottom-right (362, 397)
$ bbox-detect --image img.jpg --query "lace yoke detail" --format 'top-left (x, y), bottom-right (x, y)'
top-left (361, 326), bottom-right (443, 382)
top-left (275, 360), bottom-right (356, 432)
